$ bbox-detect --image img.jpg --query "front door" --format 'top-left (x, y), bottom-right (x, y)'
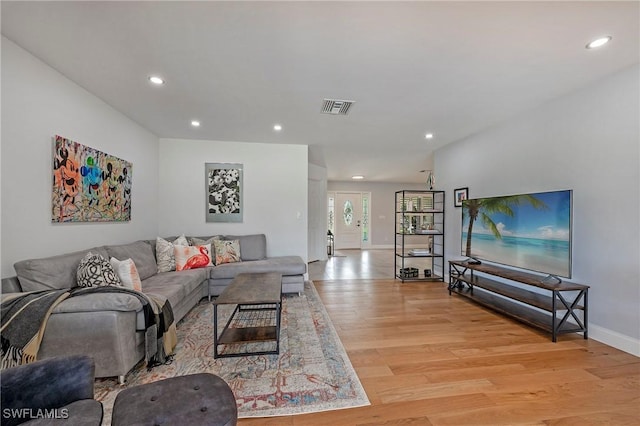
top-left (335, 192), bottom-right (363, 249)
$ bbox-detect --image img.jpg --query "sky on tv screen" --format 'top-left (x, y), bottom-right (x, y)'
top-left (462, 190), bottom-right (572, 278)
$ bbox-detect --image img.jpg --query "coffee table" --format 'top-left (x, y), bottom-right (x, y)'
top-left (213, 272), bottom-right (282, 358)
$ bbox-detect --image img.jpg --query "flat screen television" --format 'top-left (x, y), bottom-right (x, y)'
top-left (461, 189), bottom-right (572, 278)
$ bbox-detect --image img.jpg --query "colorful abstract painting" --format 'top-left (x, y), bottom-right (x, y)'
top-left (52, 135), bottom-right (132, 222)
top-left (205, 163), bottom-right (243, 222)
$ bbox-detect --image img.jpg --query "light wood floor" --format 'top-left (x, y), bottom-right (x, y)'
top-left (241, 250), bottom-right (640, 425)
top-left (307, 249), bottom-right (395, 281)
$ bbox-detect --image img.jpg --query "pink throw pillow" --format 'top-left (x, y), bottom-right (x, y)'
top-left (174, 244), bottom-right (213, 271)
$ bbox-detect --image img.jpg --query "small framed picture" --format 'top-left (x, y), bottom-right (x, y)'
top-left (454, 187), bottom-right (468, 208)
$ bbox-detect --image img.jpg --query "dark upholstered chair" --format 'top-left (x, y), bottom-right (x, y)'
top-left (0, 355), bottom-right (103, 426)
top-left (1, 355), bottom-right (236, 426)
top-left (111, 373), bottom-right (237, 426)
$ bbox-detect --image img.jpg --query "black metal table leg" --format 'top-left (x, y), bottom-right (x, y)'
top-left (213, 303), bottom-right (219, 358)
top-left (584, 289), bottom-right (589, 339)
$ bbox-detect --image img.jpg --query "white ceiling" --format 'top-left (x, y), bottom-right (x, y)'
top-left (2, 1), bottom-right (638, 183)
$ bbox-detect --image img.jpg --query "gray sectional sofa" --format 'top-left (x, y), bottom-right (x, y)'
top-left (1, 234), bottom-right (306, 383)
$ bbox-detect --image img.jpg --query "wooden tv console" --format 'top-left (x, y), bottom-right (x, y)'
top-left (448, 260), bottom-right (589, 342)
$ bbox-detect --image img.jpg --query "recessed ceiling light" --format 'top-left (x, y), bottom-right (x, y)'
top-left (148, 76), bottom-right (165, 85)
top-left (191, 120), bottom-right (200, 127)
top-left (425, 133), bottom-right (434, 139)
top-left (586, 36), bottom-right (612, 49)
top-left (352, 175), bottom-right (364, 180)
top-left (273, 124), bottom-right (282, 131)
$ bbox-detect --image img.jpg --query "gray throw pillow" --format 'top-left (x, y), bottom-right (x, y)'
top-left (76, 252), bottom-right (121, 287)
top-left (189, 236), bottom-right (220, 247)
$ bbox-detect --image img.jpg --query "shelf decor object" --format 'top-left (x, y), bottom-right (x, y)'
top-left (395, 190), bottom-right (445, 282)
top-left (205, 163), bottom-right (243, 223)
top-left (426, 171), bottom-right (435, 190)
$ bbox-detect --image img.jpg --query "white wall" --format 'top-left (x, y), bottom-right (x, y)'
top-left (435, 64), bottom-right (640, 355)
top-left (1, 37), bottom-right (160, 277)
top-left (328, 181), bottom-right (426, 248)
top-left (158, 139), bottom-right (308, 261)
top-left (308, 163), bottom-right (328, 262)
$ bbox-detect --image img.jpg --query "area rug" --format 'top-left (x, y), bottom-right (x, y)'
top-left (95, 281), bottom-right (369, 423)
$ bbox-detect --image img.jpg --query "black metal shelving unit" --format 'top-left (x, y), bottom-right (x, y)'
top-left (394, 190), bottom-right (445, 282)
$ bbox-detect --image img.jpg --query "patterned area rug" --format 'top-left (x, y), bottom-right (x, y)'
top-left (95, 281), bottom-right (369, 423)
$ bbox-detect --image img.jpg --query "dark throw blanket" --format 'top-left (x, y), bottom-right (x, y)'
top-left (1, 289), bottom-right (71, 368)
top-left (1, 286), bottom-right (176, 370)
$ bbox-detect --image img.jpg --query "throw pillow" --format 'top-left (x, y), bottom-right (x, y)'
top-left (213, 239), bottom-right (241, 265)
top-left (174, 244), bottom-right (213, 271)
top-left (189, 236), bottom-right (220, 247)
top-left (156, 235), bottom-right (189, 272)
top-left (109, 257), bottom-right (142, 292)
top-left (76, 252), bottom-right (121, 287)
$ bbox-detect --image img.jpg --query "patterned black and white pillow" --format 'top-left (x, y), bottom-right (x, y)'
top-left (76, 252), bottom-right (122, 287)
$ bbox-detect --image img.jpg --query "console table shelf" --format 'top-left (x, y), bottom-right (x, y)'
top-left (448, 260), bottom-right (589, 342)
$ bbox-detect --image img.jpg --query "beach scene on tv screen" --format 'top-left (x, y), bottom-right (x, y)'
top-left (462, 190), bottom-right (572, 278)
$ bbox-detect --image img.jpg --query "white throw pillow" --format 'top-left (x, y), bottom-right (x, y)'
top-left (156, 235), bottom-right (188, 272)
top-left (213, 239), bottom-right (241, 265)
top-left (110, 257), bottom-right (142, 292)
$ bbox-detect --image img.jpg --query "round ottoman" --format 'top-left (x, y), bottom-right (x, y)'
top-left (111, 373), bottom-right (237, 426)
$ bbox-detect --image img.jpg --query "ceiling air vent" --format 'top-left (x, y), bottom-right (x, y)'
top-left (321, 99), bottom-right (355, 115)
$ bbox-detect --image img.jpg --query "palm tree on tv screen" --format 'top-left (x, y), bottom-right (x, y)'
top-left (462, 195), bottom-right (548, 257)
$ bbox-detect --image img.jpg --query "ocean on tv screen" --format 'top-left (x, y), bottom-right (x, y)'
top-left (462, 232), bottom-right (570, 277)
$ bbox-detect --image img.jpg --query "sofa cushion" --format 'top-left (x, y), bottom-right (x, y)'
top-left (52, 293), bottom-right (143, 314)
top-left (223, 234), bottom-right (266, 261)
top-left (282, 275), bottom-right (305, 294)
top-left (142, 269), bottom-right (207, 310)
top-left (209, 256), bottom-right (306, 280)
top-left (76, 252), bottom-right (122, 287)
top-left (14, 247), bottom-right (110, 291)
top-left (106, 241), bottom-right (158, 280)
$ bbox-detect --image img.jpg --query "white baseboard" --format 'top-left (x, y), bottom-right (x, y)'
top-left (589, 325), bottom-right (640, 357)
